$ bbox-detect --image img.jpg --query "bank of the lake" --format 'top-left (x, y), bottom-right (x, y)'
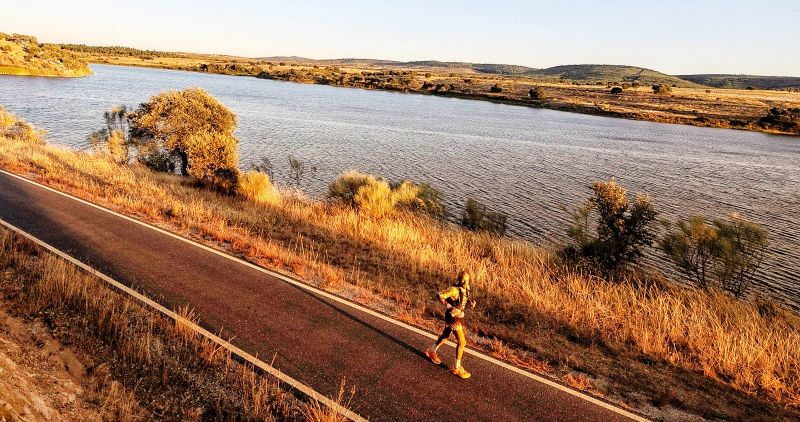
top-left (0, 64), bottom-right (798, 307)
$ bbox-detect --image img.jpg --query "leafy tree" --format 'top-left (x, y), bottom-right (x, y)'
top-left (661, 214), bottom-right (767, 298)
top-left (713, 215), bottom-right (768, 298)
top-left (128, 88), bottom-right (240, 192)
top-left (460, 197), bottom-right (507, 236)
top-left (565, 179), bottom-right (658, 277)
top-left (88, 106), bottom-right (130, 164)
top-left (660, 216), bottom-right (719, 288)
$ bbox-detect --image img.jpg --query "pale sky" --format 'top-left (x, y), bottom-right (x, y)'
top-left (2, 0), bottom-right (798, 76)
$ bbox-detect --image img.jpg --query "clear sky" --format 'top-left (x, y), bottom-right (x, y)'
top-left (2, 0), bottom-right (798, 76)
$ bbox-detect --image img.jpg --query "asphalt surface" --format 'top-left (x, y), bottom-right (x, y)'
top-left (0, 170), bottom-right (639, 421)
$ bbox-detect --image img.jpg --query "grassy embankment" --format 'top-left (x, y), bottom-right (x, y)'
top-left (1, 107), bottom-right (799, 419)
top-left (63, 45), bottom-right (800, 135)
top-left (0, 117), bottom-right (349, 421)
top-left (0, 33), bottom-right (91, 77)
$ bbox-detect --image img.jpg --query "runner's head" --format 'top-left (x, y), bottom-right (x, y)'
top-left (456, 271), bottom-right (470, 289)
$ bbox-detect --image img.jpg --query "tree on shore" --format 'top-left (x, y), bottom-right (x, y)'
top-left (662, 213), bottom-right (768, 298)
top-left (460, 197), bottom-right (507, 235)
top-left (564, 179), bottom-right (658, 278)
top-left (88, 105), bottom-right (131, 164)
top-left (128, 88), bottom-right (240, 192)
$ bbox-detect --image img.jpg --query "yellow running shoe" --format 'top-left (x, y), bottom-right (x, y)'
top-left (425, 350), bottom-right (442, 365)
top-left (451, 366), bottom-right (471, 379)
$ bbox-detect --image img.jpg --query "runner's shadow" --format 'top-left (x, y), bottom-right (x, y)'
top-left (287, 281), bottom-right (436, 361)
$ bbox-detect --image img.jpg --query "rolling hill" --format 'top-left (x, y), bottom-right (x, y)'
top-left (534, 64), bottom-right (698, 87)
top-left (678, 74), bottom-right (800, 90)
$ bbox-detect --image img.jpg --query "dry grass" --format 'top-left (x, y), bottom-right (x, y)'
top-left (0, 221), bottom-right (353, 420)
top-left (1, 108), bottom-right (799, 417)
top-left (0, 33), bottom-right (91, 77)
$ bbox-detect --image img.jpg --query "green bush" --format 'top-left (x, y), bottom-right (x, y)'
top-left (329, 171), bottom-right (447, 219)
top-left (662, 214), bottom-right (767, 298)
top-left (328, 170), bottom-right (374, 207)
top-left (564, 179), bottom-right (658, 277)
top-left (610, 87), bottom-right (623, 94)
top-left (460, 197), bottom-right (507, 235)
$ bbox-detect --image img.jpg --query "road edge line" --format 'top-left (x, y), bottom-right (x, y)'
top-left (0, 216), bottom-right (367, 422)
top-left (0, 169), bottom-right (648, 421)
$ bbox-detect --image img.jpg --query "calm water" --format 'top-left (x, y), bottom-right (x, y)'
top-left (1, 64), bottom-right (799, 305)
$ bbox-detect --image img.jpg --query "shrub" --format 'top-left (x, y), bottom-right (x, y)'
top-left (564, 179), bottom-right (658, 277)
top-left (610, 87), bottom-right (623, 94)
top-left (329, 170), bottom-right (374, 207)
top-left (181, 131), bottom-right (240, 193)
top-left (329, 171), bottom-right (447, 219)
top-left (759, 107), bottom-right (800, 133)
top-left (238, 170), bottom-right (280, 205)
top-left (490, 84), bottom-right (503, 93)
top-left (660, 216), bottom-right (719, 288)
top-left (0, 107), bottom-right (45, 144)
top-left (128, 88), bottom-right (240, 192)
top-left (88, 106), bottom-right (131, 164)
top-left (354, 179), bottom-right (395, 218)
top-left (652, 84), bottom-right (672, 95)
top-left (713, 214), bottom-right (768, 298)
top-left (529, 86), bottom-right (546, 100)
top-left (390, 180), bottom-right (448, 220)
top-left (460, 197), bottom-right (507, 235)
top-left (662, 214), bottom-right (767, 298)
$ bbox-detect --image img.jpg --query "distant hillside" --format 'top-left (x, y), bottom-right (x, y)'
top-left (260, 57), bottom-right (698, 85)
top-left (260, 56), bottom-right (538, 75)
top-left (0, 33), bottom-right (91, 77)
top-left (533, 65), bottom-right (697, 87)
top-left (678, 74), bottom-right (800, 90)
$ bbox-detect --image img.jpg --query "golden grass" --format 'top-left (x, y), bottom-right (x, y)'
top-left (1, 107), bottom-right (799, 413)
top-left (0, 33), bottom-right (91, 77)
top-left (0, 228), bottom-right (306, 420)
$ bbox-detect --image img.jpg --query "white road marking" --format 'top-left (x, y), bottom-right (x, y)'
top-left (0, 169), bottom-right (648, 421)
top-left (0, 218), bottom-right (366, 422)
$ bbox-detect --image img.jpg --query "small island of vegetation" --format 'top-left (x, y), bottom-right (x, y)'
top-left (0, 33), bottom-right (91, 77)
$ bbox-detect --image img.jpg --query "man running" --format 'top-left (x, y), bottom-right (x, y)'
top-left (425, 271), bottom-right (476, 379)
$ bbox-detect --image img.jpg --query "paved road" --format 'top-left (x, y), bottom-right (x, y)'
top-left (0, 170), bottom-right (641, 421)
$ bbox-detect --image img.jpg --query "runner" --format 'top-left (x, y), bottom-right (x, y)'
top-left (425, 271), bottom-right (476, 379)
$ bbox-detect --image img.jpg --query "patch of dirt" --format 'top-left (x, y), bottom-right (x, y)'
top-left (0, 301), bottom-right (100, 421)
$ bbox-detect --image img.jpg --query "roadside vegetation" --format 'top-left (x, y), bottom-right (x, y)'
top-left (0, 33), bottom-right (91, 77)
top-left (2, 101), bottom-right (799, 419)
top-left (0, 226), bottom-right (358, 421)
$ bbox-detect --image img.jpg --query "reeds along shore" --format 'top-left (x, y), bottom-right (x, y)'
top-left (1, 107), bottom-right (799, 415)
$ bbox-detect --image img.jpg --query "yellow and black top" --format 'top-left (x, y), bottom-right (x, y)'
top-left (438, 286), bottom-right (469, 325)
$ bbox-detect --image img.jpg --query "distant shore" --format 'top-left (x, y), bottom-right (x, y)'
top-left (74, 51), bottom-right (800, 137)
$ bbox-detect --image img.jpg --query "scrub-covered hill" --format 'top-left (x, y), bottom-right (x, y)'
top-left (0, 33), bottom-right (91, 77)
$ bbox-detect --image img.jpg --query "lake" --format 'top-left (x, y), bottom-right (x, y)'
top-left (1, 64), bottom-right (798, 306)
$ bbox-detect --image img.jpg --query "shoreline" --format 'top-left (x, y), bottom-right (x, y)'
top-left (85, 58), bottom-right (799, 137)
